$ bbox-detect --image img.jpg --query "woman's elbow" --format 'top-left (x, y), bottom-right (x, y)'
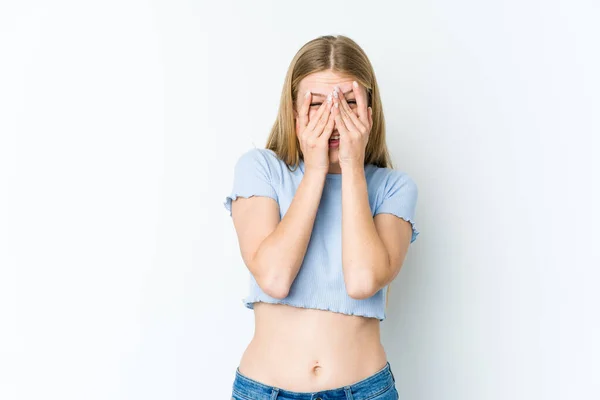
top-left (260, 276), bottom-right (290, 299)
top-left (253, 266), bottom-right (291, 299)
top-left (345, 271), bottom-right (377, 300)
top-left (346, 285), bottom-right (376, 300)
top-left (247, 256), bottom-right (290, 299)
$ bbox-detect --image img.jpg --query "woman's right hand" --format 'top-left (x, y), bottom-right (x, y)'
top-left (296, 90), bottom-right (335, 174)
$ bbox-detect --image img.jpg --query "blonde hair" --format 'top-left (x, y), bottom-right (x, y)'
top-left (266, 35), bottom-right (392, 168)
top-left (265, 35), bottom-right (395, 309)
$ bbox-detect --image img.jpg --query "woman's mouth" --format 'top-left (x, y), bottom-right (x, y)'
top-left (329, 130), bottom-right (340, 148)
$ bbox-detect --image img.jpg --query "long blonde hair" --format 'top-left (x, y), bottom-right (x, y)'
top-left (265, 35), bottom-right (395, 309)
top-left (266, 35), bottom-right (392, 170)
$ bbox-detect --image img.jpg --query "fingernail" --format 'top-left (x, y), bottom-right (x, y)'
top-left (327, 94), bottom-right (332, 103)
top-left (353, 81), bottom-right (358, 88)
top-left (334, 102), bottom-right (339, 108)
top-left (305, 91), bottom-right (311, 98)
top-left (333, 90), bottom-right (338, 98)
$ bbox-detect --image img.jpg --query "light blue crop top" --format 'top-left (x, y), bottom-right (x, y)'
top-left (224, 147), bottom-right (420, 321)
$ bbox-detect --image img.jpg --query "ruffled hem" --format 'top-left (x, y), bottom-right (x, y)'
top-left (223, 195), bottom-right (236, 216)
top-left (402, 216), bottom-right (420, 244)
top-left (223, 193), bottom-right (254, 216)
top-left (376, 212), bottom-right (420, 244)
top-left (241, 296), bottom-right (386, 322)
top-left (224, 193), bottom-right (278, 216)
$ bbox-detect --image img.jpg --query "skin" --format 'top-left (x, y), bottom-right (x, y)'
top-left (293, 70), bottom-right (373, 174)
top-left (230, 70), bottom-right (413, 392)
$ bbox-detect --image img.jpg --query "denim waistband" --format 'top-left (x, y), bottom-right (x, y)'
top-left (232, 361), bottom-right (396, 400)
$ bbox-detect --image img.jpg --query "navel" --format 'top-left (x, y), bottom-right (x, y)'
top-left (312, 361), bottom-right (322, 376)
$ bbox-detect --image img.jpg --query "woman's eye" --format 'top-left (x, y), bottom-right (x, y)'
top-left (310, 103), bottom-right (322, 107)
top-left (347, 100), bottom-right (357, 105)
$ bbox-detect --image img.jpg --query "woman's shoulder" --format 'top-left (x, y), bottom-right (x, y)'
top-left (233, 147), bottom-right (288, 172)
top-left (366, 164), bottom-right (416, 188)
top-left (235, 146), bottom-right (280, 165)
top-left (233, 147), bottom-right (295, 185)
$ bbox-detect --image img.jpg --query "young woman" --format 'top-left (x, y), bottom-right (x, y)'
top-left (224, 35), bottom-right (420, 400)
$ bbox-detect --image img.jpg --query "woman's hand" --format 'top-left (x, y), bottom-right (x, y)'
top-left (332, 82), bottom-right (373, 170)
top-left (296, 90), bottom-right (336, 175)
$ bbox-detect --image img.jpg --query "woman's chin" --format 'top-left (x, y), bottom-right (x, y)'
top-left (328, 149), bottom-right (339, 164)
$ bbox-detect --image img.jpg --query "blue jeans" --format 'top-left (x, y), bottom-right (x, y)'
top-left (231, 361), bottom-right (399, 400)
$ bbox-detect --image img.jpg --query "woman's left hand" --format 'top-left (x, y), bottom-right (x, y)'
top-left (332, 81), bottom-right (373, 170)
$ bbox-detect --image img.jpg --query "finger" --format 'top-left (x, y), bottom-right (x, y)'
top-left (313, 99), bottom-right (334, 138)
top-left (352, 81), bottom-right (369, 122)
top-left (298, 90), bottom-right (312, 128)
top-left (306, 93), bottom-right (332, 132)
top-left (334, 86), bottom-right (364, 133)
top-left (332, 104), bottom-right (350, 135)
top-left (368, 106), bottom-right (373, 130)
top-left (319, 107), bottom-right (336, 141)
top-left (335, 93), bottom-right (361, 135)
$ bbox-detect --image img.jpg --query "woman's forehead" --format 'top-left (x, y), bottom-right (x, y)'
top-left (298, 71), bottom-right (355, 94)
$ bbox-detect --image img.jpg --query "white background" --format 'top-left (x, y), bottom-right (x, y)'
top-left (1, 1), bottom-right (599, 399)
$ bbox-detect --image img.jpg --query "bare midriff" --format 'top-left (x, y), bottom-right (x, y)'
top-left (237, 302), bottom-right (388, 392)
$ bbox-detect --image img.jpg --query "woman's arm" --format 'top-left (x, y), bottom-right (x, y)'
top-left (332, 82), bottom-right (413, 299)
top-left (230, 91), bottom-right (335, 298)
top-left (231, 169), bottom-right (326, 299)
top-left (341, 167), bottom-right (413, 299)
top-left (341, 167), bottom-right (394, 299)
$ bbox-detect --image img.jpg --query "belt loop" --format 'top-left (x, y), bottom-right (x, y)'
top-left (344, 386), bottom-right (353, 400)
top-left (270, 387), bottom-right (279, 400)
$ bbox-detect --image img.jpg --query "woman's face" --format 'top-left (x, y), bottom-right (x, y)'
top-left (295, 70), bottom-right (363, 167)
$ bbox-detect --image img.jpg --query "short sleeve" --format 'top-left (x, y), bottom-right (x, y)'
top-left (373, 171), bottom-right (420, 244)
top-left (223, 148), bottom-right (279, 216)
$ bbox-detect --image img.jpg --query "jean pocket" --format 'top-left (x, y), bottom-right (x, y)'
top-left (364, 383), bottom-right (399, 400)
top-left (231, 390), bottom-right (252, 400)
